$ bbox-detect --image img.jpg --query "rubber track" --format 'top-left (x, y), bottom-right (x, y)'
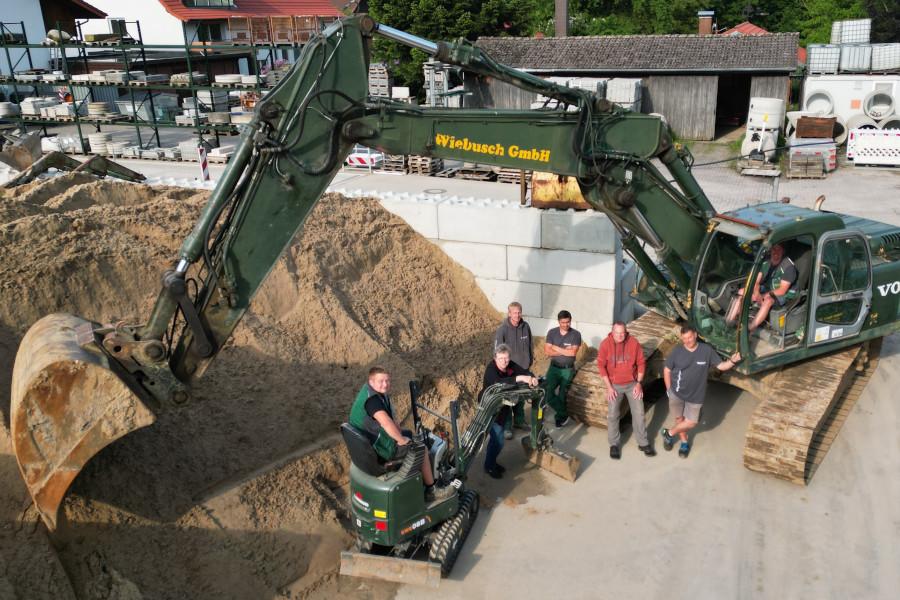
top-left (427, 490), bottom-right (480, 577)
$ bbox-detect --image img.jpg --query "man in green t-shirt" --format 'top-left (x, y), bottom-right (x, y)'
top-left (349, 366), bottom-right (453, 501)
top-left (726, 242), bottom-right (798, 331)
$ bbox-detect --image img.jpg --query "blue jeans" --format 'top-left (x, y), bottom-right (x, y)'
top-left (484, 422), bottom-right (505, 471)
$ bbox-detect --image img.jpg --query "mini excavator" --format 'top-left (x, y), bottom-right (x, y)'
top-left (10, 11), bottom-right (900, 582)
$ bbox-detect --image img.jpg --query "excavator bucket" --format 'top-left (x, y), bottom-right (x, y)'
top-left (521, 439), bottom-right (580, 482)
top-left (339, 552), bottom-right (441, 588)
top-left (10, 313), bottom-right (156, 530)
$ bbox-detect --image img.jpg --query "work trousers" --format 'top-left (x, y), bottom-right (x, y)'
top-left (544, 363), bottom-right (576, 420)
top-left (503, 400), bottom-right (527, 433)
top-left (484, 422), bottom-right (505, 470)
top-left (607, 382), bottom-right (648, 447)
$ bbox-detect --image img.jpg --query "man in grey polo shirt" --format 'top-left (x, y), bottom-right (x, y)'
top-left (662, 324), bottom-right (741, 458)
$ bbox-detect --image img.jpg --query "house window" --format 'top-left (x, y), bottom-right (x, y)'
top-left (197, 22), bottom-right (224, 42)
top-left (183, 0), bottom-right (235, 8)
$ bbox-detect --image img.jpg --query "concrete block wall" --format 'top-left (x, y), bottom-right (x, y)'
top-left (332, 188), bottom-right (636, 348)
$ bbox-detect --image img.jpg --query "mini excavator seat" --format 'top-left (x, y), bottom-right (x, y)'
top-left (340, 423), bottom-right (404, 477)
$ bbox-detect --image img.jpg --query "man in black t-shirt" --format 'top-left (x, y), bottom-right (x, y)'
top-left (662, 324), bottom-right (740, 458)
top-left (480, 344), bottom-right (538, 479)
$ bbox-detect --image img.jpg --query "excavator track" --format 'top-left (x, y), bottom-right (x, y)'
top-left (567, 311), bottom-right (881, 485)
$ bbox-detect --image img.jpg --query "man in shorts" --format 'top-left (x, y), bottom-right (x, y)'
top-left (662, 325), bottom-right (741, 458)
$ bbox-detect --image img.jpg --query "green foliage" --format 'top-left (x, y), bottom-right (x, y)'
top-left (365, 0), bottom-right (896, 93)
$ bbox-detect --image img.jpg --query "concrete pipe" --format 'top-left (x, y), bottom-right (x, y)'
top-left (833, 115), bottom-right (848, 146)
top-left (804, 90), bottom-right (834, 115)
top-left (863, 90), bottom-right (895, 120)
top-left (846, 114), bottom-right (880, 134)
top-left (879, 117), bottom-right (900, 131)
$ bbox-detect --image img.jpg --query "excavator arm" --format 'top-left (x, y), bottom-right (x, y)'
top-left (12, 14), bottom-right (711, 530)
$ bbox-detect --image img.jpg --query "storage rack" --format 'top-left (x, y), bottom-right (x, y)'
top-left (0, 16), bottom-right (328, 154)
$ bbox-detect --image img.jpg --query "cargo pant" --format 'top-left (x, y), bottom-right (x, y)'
top-left (544, 363), bottom-right (576, 420)
top-left (607, 382), bottom-right (648, 447)
top-left (503, 401), bottom-right (527, 434)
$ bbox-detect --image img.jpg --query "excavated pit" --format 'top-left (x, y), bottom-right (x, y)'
top-left (0, 174), bottom-right (500, 599)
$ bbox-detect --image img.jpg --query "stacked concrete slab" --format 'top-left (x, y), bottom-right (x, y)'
top-left (332, 188), bottom-right (636, 347)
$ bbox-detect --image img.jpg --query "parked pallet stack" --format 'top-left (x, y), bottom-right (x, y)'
top-left (368, 63), bottom-right (391, 98)
top-left (497, 168), bottom-right (529, 185)
top-left (787, 155), bottom-right (826, 178)
top-left (408, 155), bottom-right (443, 175)
top-left (380, 154), bottom-right (407, 173)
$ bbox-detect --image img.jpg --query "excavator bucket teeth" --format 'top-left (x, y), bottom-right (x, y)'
top-left (339, 551), bottom-right (441, 588)
top-left (10, 313), bottom-right (156, 531)
top-left (522, 438), bottom-right (580, 482)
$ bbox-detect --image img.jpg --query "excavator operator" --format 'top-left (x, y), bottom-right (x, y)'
top-left (726, 243), bottom-right (798, 331)
top-left (349, 366), bottom-right (455, 501)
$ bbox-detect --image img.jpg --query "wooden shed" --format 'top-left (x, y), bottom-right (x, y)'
top-left (474, 33), bottom-right (799, 141)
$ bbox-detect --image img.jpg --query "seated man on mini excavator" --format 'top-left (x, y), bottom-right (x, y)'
top-left (726, 242), bottom-right (799, 331)
top-left (348, 366), bottom-right (455, 501)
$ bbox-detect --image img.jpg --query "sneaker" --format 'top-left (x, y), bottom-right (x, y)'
top-left (494, 462), bottom-right (507, 474)
top-left (555, 416), bottom-right (570, 428)
top-left (609, 445), bottom-right (621, 460)
top-left (504, 429), bottom-right (513, 440)
top-left (639, 445), bottom-right (657, 457)
top-left (428, 484), bottom-right (457, 501)
top-left (485, 466), bottom-right (503, 480)
top-left (661, 428), bottom-right (675, 451)
top-left (678, 441), bottom-right (691, 458)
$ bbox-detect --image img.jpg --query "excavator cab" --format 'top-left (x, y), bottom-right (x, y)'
top-left (692, 207), bottom-right (877, 372)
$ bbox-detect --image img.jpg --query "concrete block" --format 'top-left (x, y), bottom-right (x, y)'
top-left (528, 317), bottom-right (561, 339)
top-left (438, 203), bottom-right (541, 246)
top-left (541, 210), bottom-right (618, 253)
top-left (507, 247), bottom-right (617, 288)
top-left (541, 284), bottom-right (616, 325)
top-left (576, 321), bottom-right (614, 348)
top-left (379, 198), bottom-right (439, 239)
top-left (435, 241), bottom-right (507, 280)
top-left (475, 278), bottom-right (541, 316)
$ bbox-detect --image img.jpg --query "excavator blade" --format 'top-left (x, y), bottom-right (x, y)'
top-left (521, 438), bottom-right (580, 482)
top-left (339, 551), bottom-right (441, 588)
top-left (10, 313), bottom-right (156, 531)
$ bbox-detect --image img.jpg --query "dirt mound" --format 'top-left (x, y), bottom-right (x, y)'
top-left (0, 177), bottom-right (499, 599)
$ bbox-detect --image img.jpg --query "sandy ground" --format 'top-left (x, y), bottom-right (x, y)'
top-left (0, 142), bottom-right (898, 599)
top-left (0, 176), bottom-right (497, 599)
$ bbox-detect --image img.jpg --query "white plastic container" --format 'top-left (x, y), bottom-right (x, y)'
top-left (839, 44), bottom-right (873, 73)
top-left (741, 129), bottom-right (777, 162)
top-left (871, 44), bottom-right (900, 71)
top-left (747, 97), bottom-right (785, 131)
top-left (808, 45), bottom-right (841, 74)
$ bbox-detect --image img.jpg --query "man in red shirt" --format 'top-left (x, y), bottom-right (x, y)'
top-left (597, 321), bottom-right (655, 459)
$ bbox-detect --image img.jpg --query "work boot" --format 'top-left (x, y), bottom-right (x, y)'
top-left (485, 466), bottom-right (503, 480)
top-left (639, 444), bottom-right (657, 457)
top-left (494, 462), bottom-right (507, 474)
top-left (504, 429), bottom-right (513, 440)
top-left (555, 416), bottom-right (570, 428)
top-left (609, 445), bottom-right (621, 460)
top-left (513, 422), bottom-right (530, 431)
top-left (661, 428), bottom-right (675, 451)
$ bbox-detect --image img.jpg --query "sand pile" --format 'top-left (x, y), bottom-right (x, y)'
top-left (0, 175), bottom-right (499, 599)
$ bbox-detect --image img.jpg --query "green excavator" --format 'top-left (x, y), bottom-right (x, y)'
top-left (9, 9), bottom-right (900, 585)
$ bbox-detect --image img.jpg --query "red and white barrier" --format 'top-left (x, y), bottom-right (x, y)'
top-left (197, 146), bottom-right (210, 180)
top-left (345, 152), bottom-right (384, 168)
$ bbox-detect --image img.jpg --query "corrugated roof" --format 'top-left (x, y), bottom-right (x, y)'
top-left (475, 33), bottom-right (799, 73)
top-left (158, 0), bottom-right (342, 22)
top-left (64, 0), bottom-right (108, 18)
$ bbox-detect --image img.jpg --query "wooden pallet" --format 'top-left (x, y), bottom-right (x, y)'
top-left (497, 168), bottom-right (529, 185)
top-left (408, 155), bottom-right (443, 175)
top-left (380, 154), bottom-right (407, 173)
top-left (434, 167), bottom-right (460, 178)
top-left (786, 156), bottom-right (826, 179)
top-left (456, 165), bottom-right (497, 181)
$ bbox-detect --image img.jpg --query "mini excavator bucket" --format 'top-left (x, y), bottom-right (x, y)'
top-left (10, 313), bottom-right (155, 530)
top-left (340, 552), bottom-right (441, 588)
